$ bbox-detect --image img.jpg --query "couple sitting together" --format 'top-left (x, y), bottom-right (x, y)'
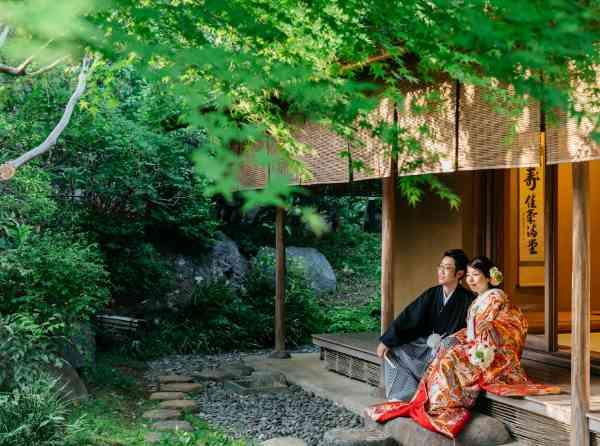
top-left (366, 249), bottom-right (560, 438)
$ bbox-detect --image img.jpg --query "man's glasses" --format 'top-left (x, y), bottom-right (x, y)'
top-left (437, 265), bottom-right (455, 273)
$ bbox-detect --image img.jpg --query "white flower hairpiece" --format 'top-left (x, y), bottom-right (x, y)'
top-left (489, 266), bottom-right (503, 286)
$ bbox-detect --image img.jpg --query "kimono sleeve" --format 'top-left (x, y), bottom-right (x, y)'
top-left (379, 288), bottom-right (432, 348)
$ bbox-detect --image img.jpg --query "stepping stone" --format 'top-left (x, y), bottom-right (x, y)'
top-left (142, 409), bottom-right (182, 421)
top-left (159, 399), bottom-right (199, 412)
top-left (196, 364), bottom-right (253, 381)
top-left (152, 420), bottom-right (194, 433)
top-left (262, 437), bottom-right (307, 446)
top-left (161, 382), bottom-right (203, 393)
top-left (323, 428), bottom-right (397, 446)
top-left (159, 374), bottom-right (194, 383)
top-left (149, 391), bottom-right (187, 401)
top-left (383, 412), bottom-right (511, 446)
top-left (144, 432), bottom-right (163, 444)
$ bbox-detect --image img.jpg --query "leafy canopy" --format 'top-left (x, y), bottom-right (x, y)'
top-left (2, 0), bottom-right (600, 210)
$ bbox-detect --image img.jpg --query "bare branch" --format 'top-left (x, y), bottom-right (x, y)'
top-left (0, 38), bottom-right (55, 76)
top-left (28, 56), bottom-right (69, 77)
top-left (0, 55), bottom-right (94, 181)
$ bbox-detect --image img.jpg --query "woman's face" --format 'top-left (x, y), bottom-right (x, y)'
top-left (466, 266), bottom-right (490, 295)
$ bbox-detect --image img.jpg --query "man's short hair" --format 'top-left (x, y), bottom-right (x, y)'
top-left (443, 249), bottom-right (469, 274)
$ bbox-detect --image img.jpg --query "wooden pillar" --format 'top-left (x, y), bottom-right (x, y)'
top-left (544, 162), bottom-right (558, 352)
top-left (380, 161), bottom-right (398, 334)
top-left (271, 206), bottom-right (290, 359)
top-left (570, 161), bottom-right (590, 446)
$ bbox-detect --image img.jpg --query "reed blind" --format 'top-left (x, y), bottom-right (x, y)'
top-left (546, 79), bottom-right (600, 164)
top-left (458, 85), bottom-right (541, 170)
top-left (396, 82), bottom-right (457, 176)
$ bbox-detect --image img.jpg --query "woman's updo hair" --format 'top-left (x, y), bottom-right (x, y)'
top-left (468, 256), bottom-right (495, 279)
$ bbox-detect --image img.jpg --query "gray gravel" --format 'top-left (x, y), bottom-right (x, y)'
top-left (146, 347), bottom-right (363, 446)
top-left (196, 382), bottom-right (363, 446)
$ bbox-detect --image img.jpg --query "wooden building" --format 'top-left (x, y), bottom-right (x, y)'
top-left (239, 81), bottom-right (599, 445)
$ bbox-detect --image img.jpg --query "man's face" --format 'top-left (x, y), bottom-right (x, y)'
top-left (437, 256), bottom-right (461, 286)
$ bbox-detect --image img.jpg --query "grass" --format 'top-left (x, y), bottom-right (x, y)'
top-left (66, 352), bottom-right (250, 446)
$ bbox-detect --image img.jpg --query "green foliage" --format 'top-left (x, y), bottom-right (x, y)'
top-left (0, 231), bottom-right (110, 324)
top-left (0, 314), bottom-right (63, 391)
top-left (134, 250), bottom-right (325, 358)
top-left (104, 242), bottom-right (174, 308)
top-left (0, 374), bottom-right (81, 446)
top-left (324, 295), bottom-right (381, 333)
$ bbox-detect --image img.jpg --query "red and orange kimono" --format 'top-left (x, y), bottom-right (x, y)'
top-left (365, 288), bottom-right (561, 438)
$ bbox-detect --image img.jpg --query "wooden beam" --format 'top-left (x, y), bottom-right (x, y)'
top-left (380, 159), bottom-right (398, 334)
top-left (271, 206), bottom-right (290, 359)
top-left (544, 161), bottom-right (558, 352)
top-left (570, 161), bottom-right (590, 446)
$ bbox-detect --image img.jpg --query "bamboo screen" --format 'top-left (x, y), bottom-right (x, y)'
top-left (291, 121), bottom-right (349, 185)
top-left (238, 144), bottom-right (268, 190)
top-left (395, 82), bottom-right (457, 176)
top-left (546, 78), bottom-right (600, 164)
top-left (350, 98), bottom-right (395, 181)
top-left (458, 85), bottom-right (541, 170)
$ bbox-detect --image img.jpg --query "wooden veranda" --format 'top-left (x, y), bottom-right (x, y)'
top-left (240, 82), bottom-right (599, 445)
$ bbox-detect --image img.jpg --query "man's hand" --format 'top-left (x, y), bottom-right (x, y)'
top-left (376, 342), bottom-right (389, 359)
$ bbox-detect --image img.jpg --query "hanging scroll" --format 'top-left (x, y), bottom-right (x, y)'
top-left (518, 163), bottom-right (545, 286)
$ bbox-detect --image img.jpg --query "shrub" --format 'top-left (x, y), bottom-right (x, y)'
top-left (0, 313), bottom-right (63, 391)
top-left (132, 251), bottom-right (325, 358)
top-left (104, 242), bottom-right (175, 308)
top-left (0, 374), bottom-right (80, 446)
top-left (0, 232), bottom-right (110, 325)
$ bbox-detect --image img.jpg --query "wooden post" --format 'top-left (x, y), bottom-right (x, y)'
top-left (380, 161), bottom-right (398, 334)
top-left (271, 206), bottom-right (290, 359)
top-left (544, 134), bottom-right (558, 352)
top-left (570, 161), bottom-right (590, 446)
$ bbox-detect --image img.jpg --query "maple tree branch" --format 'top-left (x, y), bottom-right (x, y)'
top-left (0, 55), bottom-right (94, 181)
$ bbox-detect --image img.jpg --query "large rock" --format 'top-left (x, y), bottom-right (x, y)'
top-left (257, 246), bottom-right (336, 295)
top-left (382, 412), bottom-right (511, 446)
top-left (46, 362), bottom-right (88, 401)
top-left (58, 322), bottom-right (96, 369)
top-left (162, 232), bottom-right (248, 308)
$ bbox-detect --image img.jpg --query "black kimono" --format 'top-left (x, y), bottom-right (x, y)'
top-left (379, 284), bottom-right (474, 401)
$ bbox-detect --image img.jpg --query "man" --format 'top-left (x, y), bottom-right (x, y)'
top-left (377, 249), bottom-right (474, 401)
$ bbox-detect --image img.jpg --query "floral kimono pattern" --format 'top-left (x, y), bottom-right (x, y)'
top-left (365, 289), bottom-right (561, 438)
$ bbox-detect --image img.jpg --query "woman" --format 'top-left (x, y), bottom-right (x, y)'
top-left (365, 256), bottom-right (561, 438)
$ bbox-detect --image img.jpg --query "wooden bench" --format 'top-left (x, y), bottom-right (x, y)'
top-left (94, 314), bottom-right (145, 342)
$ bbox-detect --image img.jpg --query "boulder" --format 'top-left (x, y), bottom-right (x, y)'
top-left (59, 322), bottom-right (95, 369)
top-left (382, 412), bottom-right (511, 446)
top-left (162, 232), bottom-right (248, 308)
top-left (323, 428), bottom-right (397, 446)
top-left (46, 362), bottom-right (88, 401)
top-left (256, 246), bottom-right (336, 295)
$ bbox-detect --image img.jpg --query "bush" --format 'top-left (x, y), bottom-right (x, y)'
top-left (0, 232), bottom-right (110, 326)
top-left (0, 374), bottom-right (80, 446)
top-left (132, 251), bottom-right (326, 358)
top-left (0, 313), bottom-right (63, 391)
top-left (324, 294), bottom-right (381, 333)
top-left (104, 242), bottom-right (175, 308)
